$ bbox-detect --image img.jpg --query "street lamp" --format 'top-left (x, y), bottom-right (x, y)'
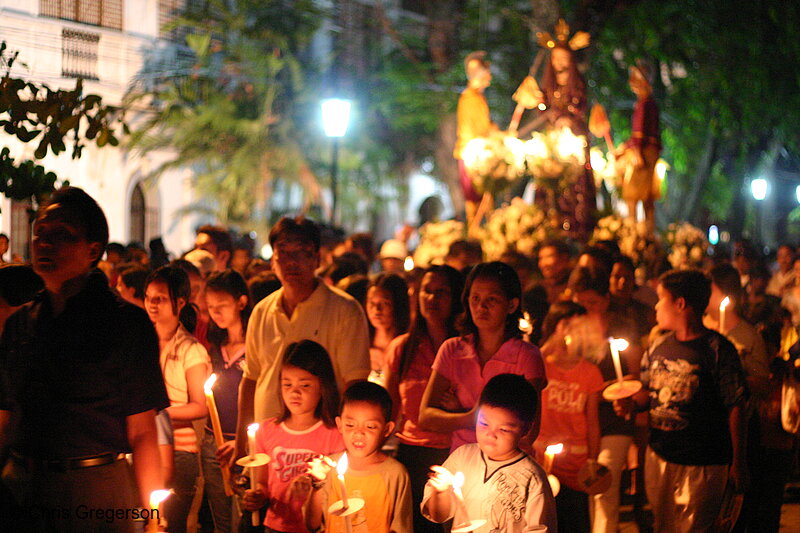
top-left (321, 98), bottom-right (351, 225)
top-left (751, 178), bottom-right (767, 201)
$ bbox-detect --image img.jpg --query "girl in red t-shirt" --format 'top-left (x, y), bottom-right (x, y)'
top-left (242, 340), bottom-right (345, 532)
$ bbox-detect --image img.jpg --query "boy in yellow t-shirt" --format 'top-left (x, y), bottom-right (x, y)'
top-left (306, 381), bottom-right (412, 533)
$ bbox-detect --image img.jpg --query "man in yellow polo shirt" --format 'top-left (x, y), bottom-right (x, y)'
top-left (233, 217), bottom-right (370, 462)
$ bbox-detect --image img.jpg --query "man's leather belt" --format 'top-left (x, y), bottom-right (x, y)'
top-left (11, 451), bottom-right (126, 472)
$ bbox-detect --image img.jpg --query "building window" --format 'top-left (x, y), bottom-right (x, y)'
top-left (10, 200), bottom-right (33, 262)
top-left (62, 29), bottom-right (100, 80)
top-left (40, 0), bottom-right (123, 30)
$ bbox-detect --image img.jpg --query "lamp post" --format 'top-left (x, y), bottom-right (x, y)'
top-left (321, 98), bottom-right (351, 225)
top-left (751, 177), bottom-right (767, 244)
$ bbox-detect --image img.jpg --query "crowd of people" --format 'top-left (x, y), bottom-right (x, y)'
top-left (0, 185), bottom-right (798, 533)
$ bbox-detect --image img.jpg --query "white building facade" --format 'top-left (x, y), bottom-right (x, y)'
top-left (0, 0), bottom-right (200, 260)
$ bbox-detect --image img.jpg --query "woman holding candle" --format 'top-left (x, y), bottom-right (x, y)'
top-left (419, 261), bottom-right (547, 453)
top-left (567, 266), bottom-right (643, 533)
top-left (366, 273), bottom-right (410, 386)
top-left (384, 264), bottom-right (464, 533)
top-left (200, 269), bottom-right (251, 532)
top-left (536, 301), bottom-right (604, 533)
top-left (145, 265), bottom-right (211, 533)
top-left (241, 340), bottom-right (345, 532)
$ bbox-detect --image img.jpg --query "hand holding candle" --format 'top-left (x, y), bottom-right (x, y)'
top-left (204, 374), bottom-right (234, 496)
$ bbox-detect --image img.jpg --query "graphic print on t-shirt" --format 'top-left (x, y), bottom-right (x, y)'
top-left (271, 446), bottom-right (318, 483)
top-left (648, 358), bottom-right (700, 431)
top-left (545, 379), bottom-right (586, 413)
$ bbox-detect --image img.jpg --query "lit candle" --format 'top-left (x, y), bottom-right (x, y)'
top-left (404, 256), bottom-right (414, 272)
top-left (336, 453), bottom-right (353, 533)
top-left (247, 423), bottom-right (259, 461)
top-left (609, 338), bottom-right (629, 384)
top-left (719, 296), bottom-right (730, 333)
top-left (204, 374), bottom-right (233, 496)
top-left (147, 489), bottom-right (171, 533)
top-left (452, 471), bottom-right (471, 527)
top-left (518, 312), bottom-right (533, 335)
top-left (543, 443), bottom-right (563, 474)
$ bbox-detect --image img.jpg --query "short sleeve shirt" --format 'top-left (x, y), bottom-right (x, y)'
top-left (245, 281), bottom-right (371, 421)
top-left (432, 335), bottom-right (546, 451)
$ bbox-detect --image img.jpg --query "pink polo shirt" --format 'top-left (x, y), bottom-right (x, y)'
top-left (432, 335), bottom-right (546, 451)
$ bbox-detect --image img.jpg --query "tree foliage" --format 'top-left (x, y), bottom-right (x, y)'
top-left (126, 0), bottom-right (322, 233)
top-left (0, 41), bottom-right (124, 208)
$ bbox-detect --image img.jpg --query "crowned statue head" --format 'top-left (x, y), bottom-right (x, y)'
top-left (538, 19), bottom-right (590, 95)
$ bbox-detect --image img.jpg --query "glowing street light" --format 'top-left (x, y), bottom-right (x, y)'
top-left (795, 185), bottom-right (800, 204)
top-left (751, 178), bottom-right (768, 201)
top-left (321, 98), bottom-right (352, 224)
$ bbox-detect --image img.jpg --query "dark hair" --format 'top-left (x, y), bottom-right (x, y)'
top-left (171, 258), bottom-right (201, 279)
top-left (479, 373), bottom-right (539, 431)
top-left (399, 265), bottom-right (465, 380)
top-left (538, 239), bottom-right (572, 259)
top-left (460, 261), bottom-right (523, 340)
top-left (337, 274), bottom-right (369, 307)
top-left (541, 300), bottom-right (587, 342)
top-left (541, 43), bottom-right (585, 113)
top-left (39, 186), bottom-right (109, 266)
top-left (580, 245), bottom-right (614, 278)
top-left (197, 225), bottom-right (233, 256)
top-left (248, 270), bottom-right (281, 304)
top-left (244, 258), bottom-right (270, 280)
top-left (205, 269), bottom-right (251, 347)
top-left (613, 255), bottom-right (636, 275)
top-left (709, 263), bottom-right (745, 315)
top-left (341, 381), bottom-right (393, 425)
top-left (366, 273), bottom-right (410, 341)
top-left (118, 264), bottom-right (149, 300)
top-left (347, 233), bottom-right (375, 264)
top-left (567, 265), bottom-right (610, 296)
top-left (658, 269), bottom-right (711, 318)
top-left (145, 265), bottom-right (197, 333)
top-left (326, 252), bottom-right (368, 286)
top-left (279, 340), bottom-right (340, 428)
top-left (0, 264), bottom-right (43, 306)
top-left (106, 242), bottom-right (125, 257)
top-left (447, 239), bottom-right (483, 262)
top-left (269, 216), bottom-right (321, 253)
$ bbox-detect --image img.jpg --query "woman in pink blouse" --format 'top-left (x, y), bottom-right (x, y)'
top-left (419, 261), bottom-right (547, 452)
top-left (384, 265), bottom-right (464, 533)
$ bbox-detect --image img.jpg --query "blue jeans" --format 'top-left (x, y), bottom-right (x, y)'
top-left (201, 431), bottom-right (235, 532)
top-left (164, 450), bottom-right (200, 533)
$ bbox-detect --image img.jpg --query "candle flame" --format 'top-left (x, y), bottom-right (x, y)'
top-left (518, 312), bottom-right (532, 333)
top-left (204, 374), bottom-right (217, 395)
top-left (545, 443), bottom-right (564, 455)
top-left (247, 423), bottom-right (259, 437)
top-left (337, 453), bottom-right (349, 477)
top-left (719, 296), bottom-right (730, 311)
top-left (149, 489), bottom-right (171, 508)
top-left (404, 256), bottom-right (414, 272)
top-left (609, 338), bottom-right (629, 352)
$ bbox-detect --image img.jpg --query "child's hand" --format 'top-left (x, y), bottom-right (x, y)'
top-left (287, 474), bottom-right (313, 501)
top-left (428, 465), bottom-right (456, 493)
top-left (241, 488), bottom-right (267, 511)
top-left (306, 454), bottom-right (336, 482)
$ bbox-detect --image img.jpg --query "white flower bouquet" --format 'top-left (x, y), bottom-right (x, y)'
top-left (412, 220), bottom-right (467, 267)
top-left (524, 127), bottom-right (587, 192)
top-left (664, 222), bottom-right (709, 269)
top-left (462, 132), bottom-right (527, 196)
top-left (592, 215), bottom-right (663, 273)
top-left (477, 198), bottom-right (560, 261)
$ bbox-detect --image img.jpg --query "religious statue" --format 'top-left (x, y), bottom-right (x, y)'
top-left (454, 51), bottom-right (498, 225)
top-left (512, 20), bottom-right (596, 239)
top-left (615, 62), bottom-right (661, 231)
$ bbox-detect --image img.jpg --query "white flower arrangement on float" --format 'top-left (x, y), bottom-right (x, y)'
top-left (477, 198), bottom-right (558, 261)
top-left (592, 215), bottom-right (663, 274)
top-left (462, 132), bottom-right (527, 196)
top-left (523, 127), bottom-right (587, 192)
top-left (412, 220), bottom-right (466, 267)
top-left (664, 222), bottom-right (709, 269)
